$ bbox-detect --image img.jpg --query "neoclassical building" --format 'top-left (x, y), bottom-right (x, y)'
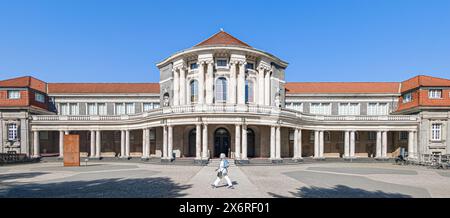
top-left (1, 30), bottom-right (449, 164)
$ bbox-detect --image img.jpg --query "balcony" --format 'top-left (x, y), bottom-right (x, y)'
top-left (31, 105), bottom-right (418, 124)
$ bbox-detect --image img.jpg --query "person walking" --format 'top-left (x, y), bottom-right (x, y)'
top-left (211, 153), bottom-right (234, 189)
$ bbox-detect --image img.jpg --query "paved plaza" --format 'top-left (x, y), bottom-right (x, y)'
top-left (1, 161), bottom-right (450, 198)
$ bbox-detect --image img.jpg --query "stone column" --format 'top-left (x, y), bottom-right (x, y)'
top-left (163, 126), bottom-right (167, 158)
top-left (198, 62), bottom-right (205, 104)
top-left (264, 71), bottom-right (271, 106)
top-left (350, 131), bottom-right (355, 158)
top-left (270, 126), bottom-right (276, 159)
top-left (293, 128), bottom-right (299, 159)
top-left (297, 129), bottom-right (302, 159)
top-left (59, 130), bottom-right (64, 158)
top-left (120, 130), bottom-right (125, 158)
top-left (382, 131), bottom-right (388, 158)
top-left (258, 68), bottom-right (265, 105)
top-left (241, 125), bottom-right (248, 160)
top-left (314, 130), bottom-right (319, 158)
top-left (235, 124), bottom-right (241, 160)
top-left (275, 126), bottom-right (281, 159)
top-left (173, 69), bottom-right (179, 106)
top-left (319, 131), bottom-right (324, 158)
top-left (237, 62), bottom-right (246, 105)
top-left (376, 131), bottom-right (382, 158)
top-left (33, 130), bottom-right (40, 158)
top-left (206, 62), bottom-right (214, 104)
top-left (408, 131), bottom-right (414, 158)
top-left (413, 130), bottom-right (418, 158)
top-left (90, 130), bottom-right (96, 158)
top-left (229, 63), bottom-right (236, 104)
top-left (202, 124), bottom-right (208, 159)
top-left (145, 128), bottom-right (151, 158)
top-left (196, 124), bottom-right (201, 159)
top-left (168, 125), bottom-right (173, 159)
top-left (180, 68), bottom-right (186, 105)
top-left (142, 129), bottom-right (147, 159)
top-left (344, 131), bottom-right (350, 158)
top-left (125, 130), bottom-right (130, 158)
top-left (95, 130), bottom-right (101, 158)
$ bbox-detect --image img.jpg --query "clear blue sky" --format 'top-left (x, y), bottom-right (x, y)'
top-left (1, 0), bottom-right (449, 83)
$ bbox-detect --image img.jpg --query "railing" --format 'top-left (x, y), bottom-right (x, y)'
top-left (31, 105), bottom-right (418, 122)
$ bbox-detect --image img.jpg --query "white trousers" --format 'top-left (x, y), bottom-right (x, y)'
top-left (213, 175), bottom-right (232, 187)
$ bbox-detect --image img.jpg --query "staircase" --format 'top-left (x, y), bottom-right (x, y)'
top-left (208, 158), bottom-right (236, 167)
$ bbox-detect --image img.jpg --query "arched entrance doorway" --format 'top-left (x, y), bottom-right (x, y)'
top-left (247, 128), bottom-right (256, 158)
top-left (214, 128), bottom-right (230, 158)
top-left (188, 129), bottom-right (196, 157)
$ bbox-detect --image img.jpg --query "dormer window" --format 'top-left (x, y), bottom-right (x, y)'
top-left (190, 63), bottom-right (198, 70)
top-left (216, 59), bottom-right (228, 68)
top-left (7, 90), bottom-right (20, 99)
top-left (428, 89), bottom-right (442, 99)
top-left (402, 93), bottom-right (412, 103)
top-left (35, 93), bottom-right (45, 103)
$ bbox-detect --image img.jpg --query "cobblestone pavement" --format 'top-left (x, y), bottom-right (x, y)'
top-left (0, 162), bottom-right (449, 198)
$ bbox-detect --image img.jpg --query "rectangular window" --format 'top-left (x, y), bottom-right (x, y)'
top-left (143, 103), bottom-right (153, 112)
top-left (367, 103), bottom-right (389, 115)
top-left (431, 123), bottom-right (442, 141)
top-left (310, 103), bottom-right (331, 115)
top-left (402, 93), bottom-right (412, 103)
top-left (368, 132), bottom-right (376, 140)
top-left (287, 102), bottom-right (303, 112)
top-left (216, 59), bottom-right (228, 67)
top-left (7, 123), bottom-right (18, 141)
top-left (309, 132), bottom-right (314, 142)
top-left (59, 103), bottom-right (68, 115)
top-left (7, 90), bottom-right (20, 99)
top-left (69, 103), bottom-right (79, 115)
top-left (245, 63), bottom-right (254, 70)
top-left (400, 131), bottom-right (408, 140)
top-left (339, 103), bottom-right (360, 115)
top-left (87, 103), bottom-right (97, 115)
top-left (98, 103), bottom-right (107, 115)
top-left (35, 93), bottom-right (45, 103)
top-left (115, 103), bottom-right (125, 115)
top-left (125, 103), bottom-right (135, 114)
top-left (153, 103), bottom-right (160, 109)
top-left (429, 89), bottom-right (442, 99)
top-left (190, 63), bottom-right (198, 70)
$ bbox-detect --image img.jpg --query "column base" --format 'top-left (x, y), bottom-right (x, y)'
top-left (120, 156), bottom-right (130, 160)
top-left (343, 156), bottom-right (357, 160)
top-left (313, 157), bottom-right (326, 161)
top-left (141, 156), bottom-right (150, 161)
top-left (375, 157), bottom-right (390, 161)
top-left (270, 158), bottom-right (283, 164)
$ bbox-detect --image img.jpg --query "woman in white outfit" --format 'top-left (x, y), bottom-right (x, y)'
top-left (212, 153), bottom-right (234, 189)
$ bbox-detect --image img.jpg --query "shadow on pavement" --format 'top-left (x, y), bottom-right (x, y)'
top-left (1, 177), bottom-right (191, 198)
top-left (268, 185), bottom-right (412, 198)
top-left (0, 172), bottom-right (48, 181)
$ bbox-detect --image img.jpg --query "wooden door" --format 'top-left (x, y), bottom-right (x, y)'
top-left (63, 134), bottom-right (80, 167)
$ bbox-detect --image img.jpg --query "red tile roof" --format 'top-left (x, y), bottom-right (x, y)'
top-left (0, 76), bottom-right (47, 93)
top-left (47, 83), bottom-right (160, 94)
top-left (194, 30), bottom-right (251, 48)
top-left (400, 75), bottom-right (450, 93)
top-left (285, 82), bottom-right (400, 94)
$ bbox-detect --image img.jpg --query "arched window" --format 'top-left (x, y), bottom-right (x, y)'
top-left (190, 80), bottom-right (198, 103)
top-left (215, 77), bottom-right (227, 103)
top-left (245, 80), bottom-right (254, 103)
